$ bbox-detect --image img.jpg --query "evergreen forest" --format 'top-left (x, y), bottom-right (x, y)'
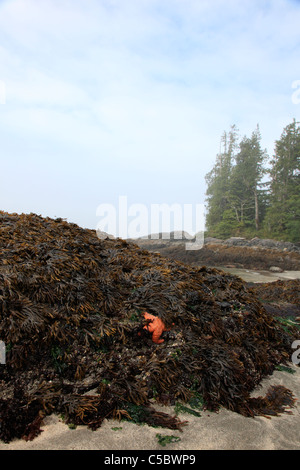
top-left (205, 119), bottom-right (300, 243)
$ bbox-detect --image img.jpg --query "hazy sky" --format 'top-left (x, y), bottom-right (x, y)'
top-left (1, 0), bottom-right (300, 236)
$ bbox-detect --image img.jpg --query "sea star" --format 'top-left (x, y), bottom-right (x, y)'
top-left (143, 312), bottom-right (172, 344)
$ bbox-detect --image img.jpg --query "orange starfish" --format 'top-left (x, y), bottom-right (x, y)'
top-left (142, 312), bottom-right (173, 344)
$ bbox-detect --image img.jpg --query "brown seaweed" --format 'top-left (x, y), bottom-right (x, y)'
top-left (0, 211), bottom-right (298, 442)
top-left (249, 279), bottom-right (300, 306)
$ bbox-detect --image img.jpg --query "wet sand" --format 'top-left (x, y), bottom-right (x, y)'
top-left (1, 365), bottom-right (299, 451)
top-left (214, 268), bottom-right (300, 284)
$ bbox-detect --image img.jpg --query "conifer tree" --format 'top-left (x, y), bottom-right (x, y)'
top-left (205, 125), bottom-right (239, 237)
top-left (264, 119), bottom-right (300, 242)
top-left (227, 125), bottom-right (267, 231)
top-left (205, 120), bottom-right (299, 242)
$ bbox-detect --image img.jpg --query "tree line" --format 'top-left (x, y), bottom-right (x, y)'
top-left (205, 119), bottom-right (300, 243)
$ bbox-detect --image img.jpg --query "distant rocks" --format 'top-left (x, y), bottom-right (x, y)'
top-left (133, 233), bottom-right (299, 253)
top-left (204, 237), bottom-right (224, 244)
top-left (129, 232), bottom-right (300, 271)
top-left (269, 266), bottom-right (284, 273)
top-left (140, 230), bottom-right (194, 241)
top-left (205, 236), bottom-right (300, 253)
top-left (96, 229), bottom-right (115, 240)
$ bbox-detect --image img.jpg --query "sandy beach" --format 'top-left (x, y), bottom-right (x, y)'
top-left (1, 364), bottom-right (299, 451)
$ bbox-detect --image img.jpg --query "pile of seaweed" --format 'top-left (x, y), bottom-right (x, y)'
top-left (249, 279), bottom-right (300, 305)
top-left (248, 279), bottom-right (300, 323)
top-left (0, 212), bottom-right (298, 443)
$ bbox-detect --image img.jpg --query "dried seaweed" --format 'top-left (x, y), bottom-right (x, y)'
top-left (249, 279), bottom-right (300, 306)
top-left (0, 211), bottom-right (298, 443)
top-left (249, 385), bottom-right (296, 418)
top-left (0, 381), bottom-right (46, 443)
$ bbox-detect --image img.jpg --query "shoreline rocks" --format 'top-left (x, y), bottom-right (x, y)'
top-left (128, 234), bottom-right (300, 271)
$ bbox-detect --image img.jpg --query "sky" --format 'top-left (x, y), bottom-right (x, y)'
top-left (0, 0), bottom-right (300, 237)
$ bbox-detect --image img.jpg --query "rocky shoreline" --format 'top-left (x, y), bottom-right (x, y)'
top-left (204, 236), bottom-right (300, 252)
top-left (129, 235), bottom-right (300, 271)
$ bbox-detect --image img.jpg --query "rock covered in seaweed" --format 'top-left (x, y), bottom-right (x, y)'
top-left (0, 211), bottom-right (297, 442)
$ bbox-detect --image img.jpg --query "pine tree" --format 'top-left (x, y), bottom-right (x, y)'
top-left (264, 119), bottom-right (300, 242)
top-left (205, 125), bottom-right (268, 238)
top-left (205, 125), bottom-right (239, 237)
top-left (227, 125), bottom-right (267, 232)
top-left (205, 120), bottom-right (299, 242)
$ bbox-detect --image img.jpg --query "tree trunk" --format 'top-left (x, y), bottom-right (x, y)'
top-left (254, 188), bottom-right (259, 230)
top-left (234, 206), bottom-right (240, 222)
